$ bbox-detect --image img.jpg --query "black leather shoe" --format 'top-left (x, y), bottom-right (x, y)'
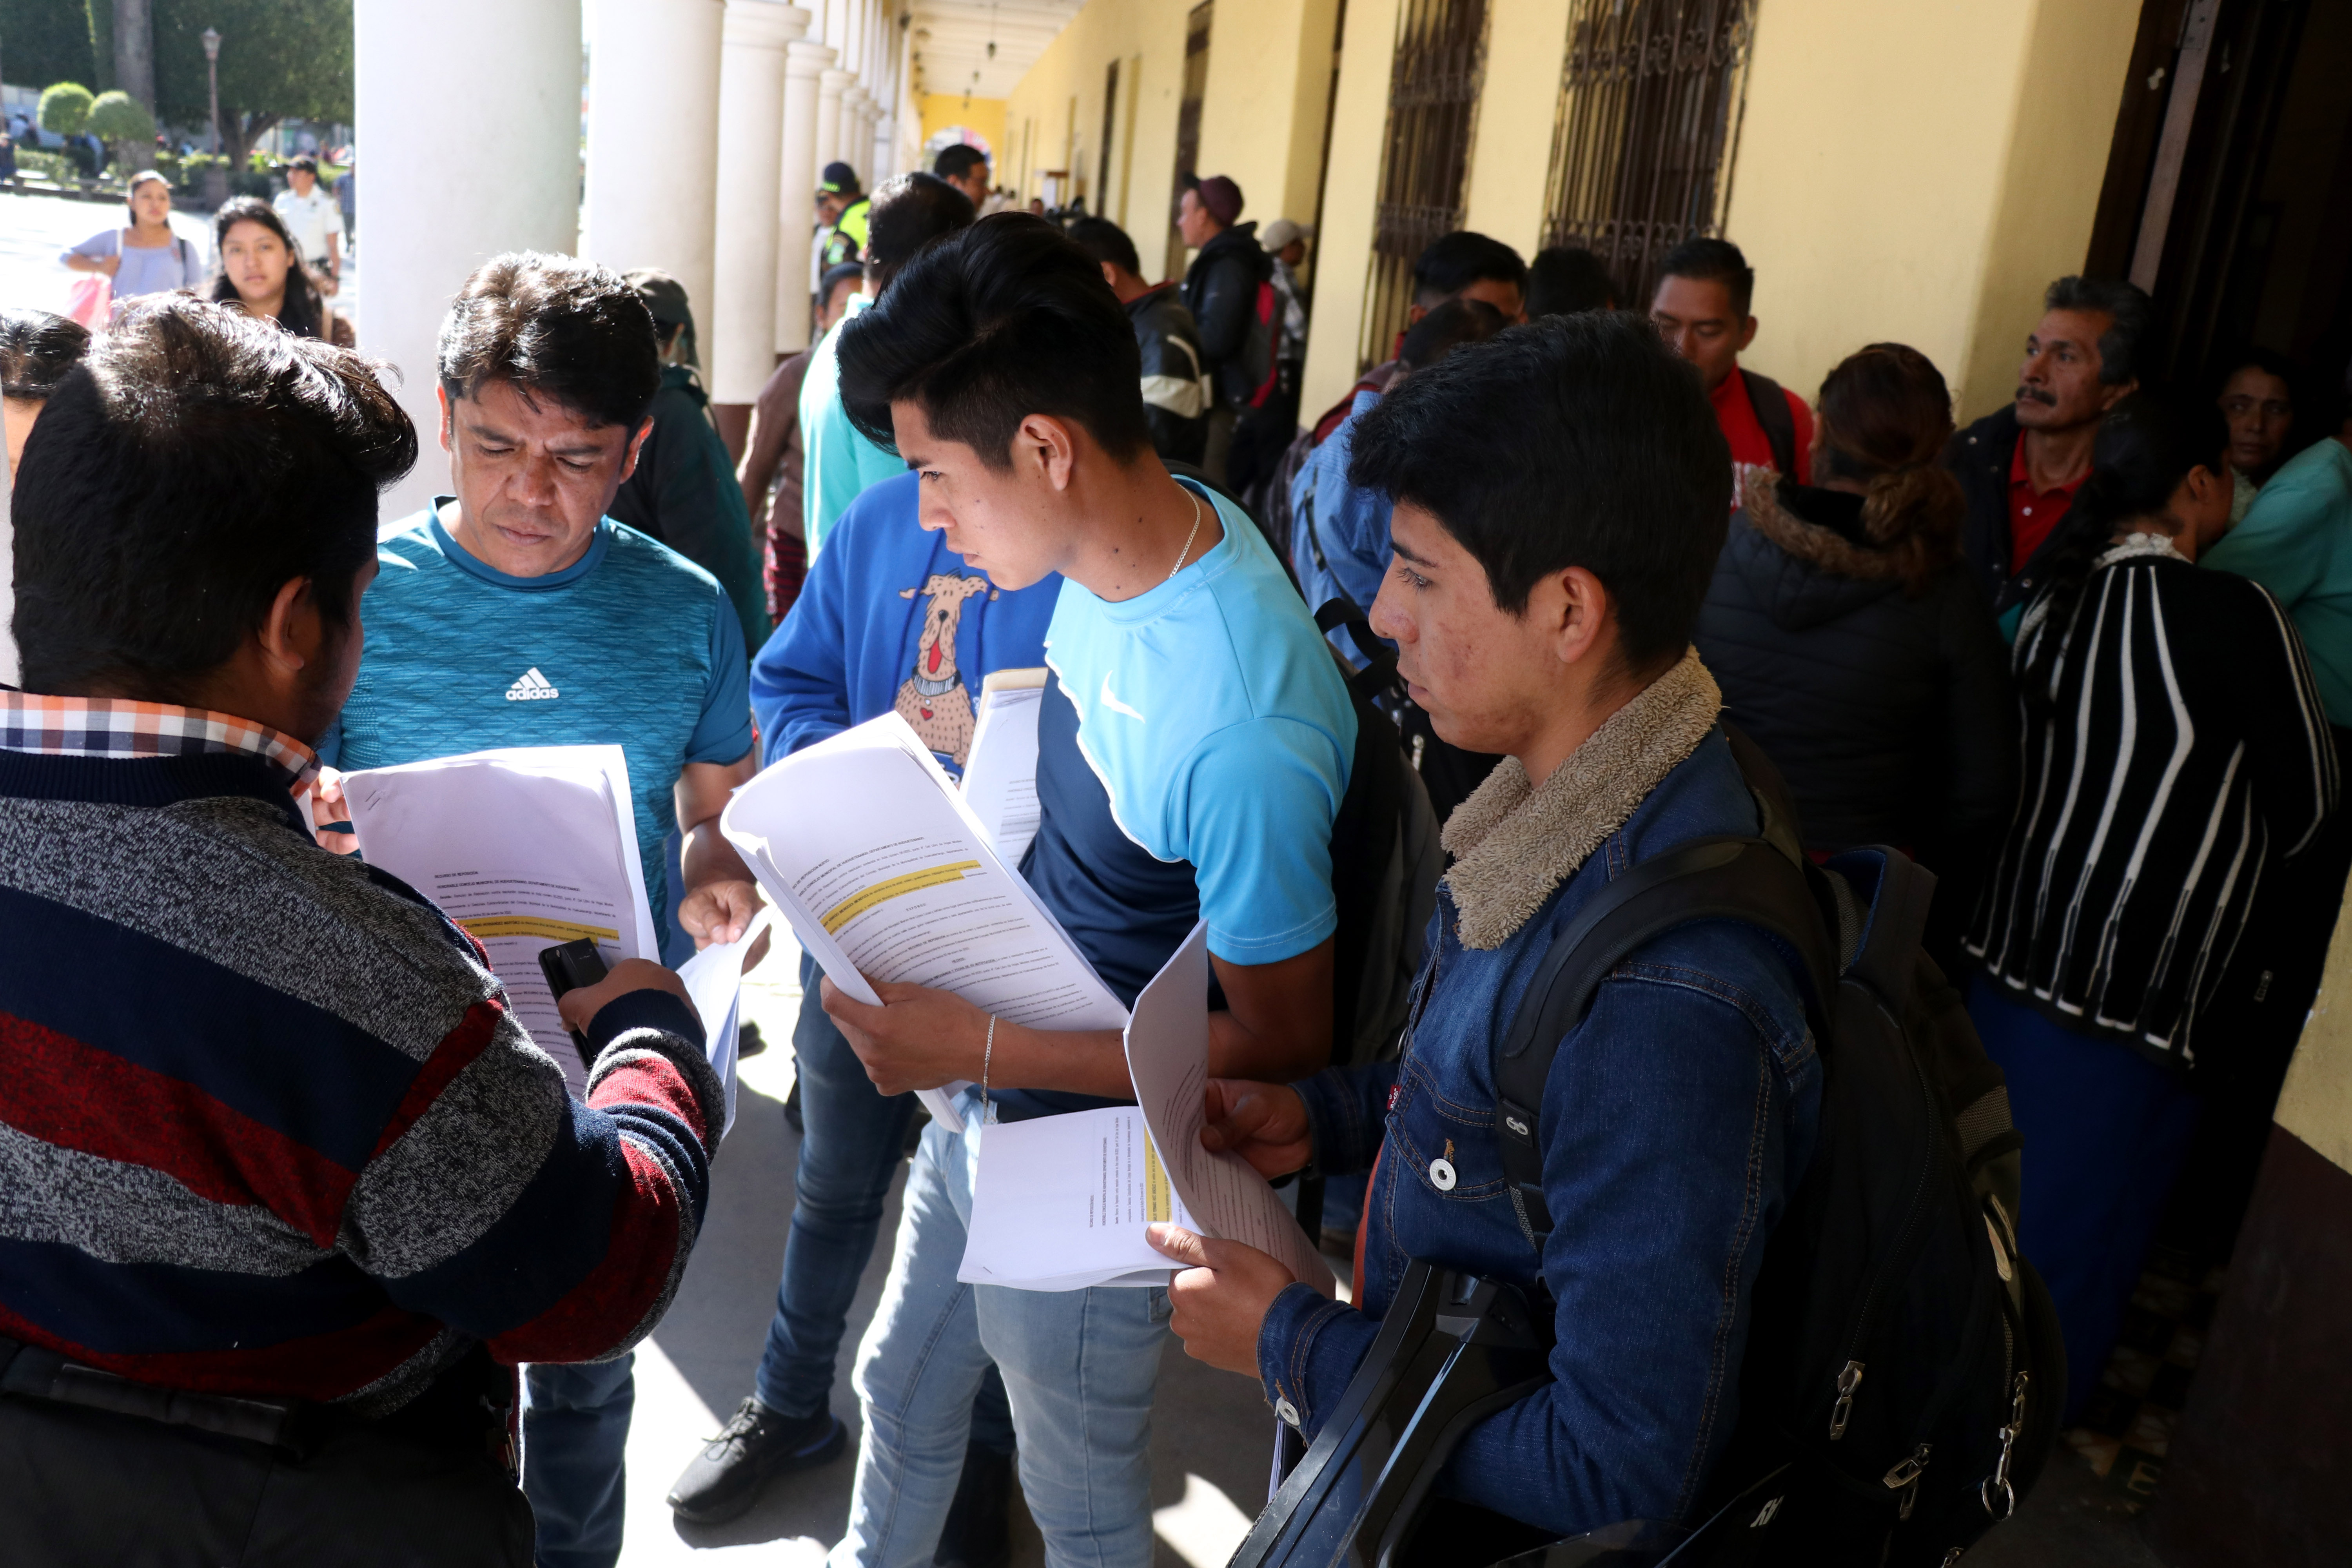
top-left (934, 1442), bottom-right (1015, 1568)
top-left (737, 1020), bottom-right (768, 1059)
top-left (667, 1398), bottom-right (846, 1524)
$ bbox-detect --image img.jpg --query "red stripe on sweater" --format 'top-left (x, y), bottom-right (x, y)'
top-left (486, 1137), bottom-right (682, 1366)
top-left (0, 1009), bottom-right (356, 1244)
top-left (0, 1294), bottom-right (445, 1403)
top-left (590, 1051), bottom-right (711, 1147)
top-left (368, 996), bottom-right (506, 1162)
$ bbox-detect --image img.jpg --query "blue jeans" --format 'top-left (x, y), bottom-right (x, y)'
top-left (757, 958), bottom-right (1016, 1450)
top-left (522, 1354), bottom-right (634, 1568)
top-left (1967, 978), bottom-right (2203, 1420)
top-left (829, 1104), bottom-right (1172, 1568)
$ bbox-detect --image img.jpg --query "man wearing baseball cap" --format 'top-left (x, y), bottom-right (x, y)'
top-left (1177, 173), bottom-right (1270, 485)
top-left (817, 163), bottom-right (869, 276)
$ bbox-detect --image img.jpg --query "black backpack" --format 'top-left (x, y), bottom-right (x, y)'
top-left (1491, 738), bottom-right (2065, 1566)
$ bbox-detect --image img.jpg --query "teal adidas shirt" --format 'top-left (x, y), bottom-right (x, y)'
top-left (325, 501), bottom-right (755, 935)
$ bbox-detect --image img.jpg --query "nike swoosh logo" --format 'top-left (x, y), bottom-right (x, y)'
top-left (1099, 673), bottom-right (1145, 722)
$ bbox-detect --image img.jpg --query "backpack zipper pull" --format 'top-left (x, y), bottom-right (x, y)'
top-left (1980, 1371), bottom-right (2031, 1522)
top-left (1884, 1443), bottom-right (1930, 1520)
top-left (1829, 1360), bottom-right (1864, 1440)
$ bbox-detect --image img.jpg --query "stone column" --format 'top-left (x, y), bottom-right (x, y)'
top-left (840, 86), bottom-right (872, 187)
top-left (356, 0), bottom-right (580, 525)
top-left (711, 0), bottom-right (810, 454)
top-left (582, 0), bottom-right (727, 347)
top-left (815, 67), bottom-right (850, 181)
top-left (777, 37), bottom-right (837, 354)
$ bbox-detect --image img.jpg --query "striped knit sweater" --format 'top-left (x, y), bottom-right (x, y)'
top-left (1967, 542), bottom-right (2338, 1060)
top-left (0, 748), bottom-right (723, 1414)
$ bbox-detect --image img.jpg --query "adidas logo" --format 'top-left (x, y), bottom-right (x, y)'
top-left (505, 667), bottom-right (560, 702)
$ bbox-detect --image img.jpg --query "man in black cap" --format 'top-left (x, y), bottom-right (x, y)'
top-left (817, 162), bottom-right (869, 278)
top-left (615, 268), bottom-right (769, 655)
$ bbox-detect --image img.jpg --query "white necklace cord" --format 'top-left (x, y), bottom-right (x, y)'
top-left (1167, 485), bottom-right (1205, 581)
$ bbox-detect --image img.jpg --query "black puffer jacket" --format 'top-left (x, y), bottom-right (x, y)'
top-left (1182, 221), bottom-right (1269, 411)
top-left (1694, 475), bottom-right (2016, 864)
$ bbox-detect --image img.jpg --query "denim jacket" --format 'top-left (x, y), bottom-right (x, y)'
top-left (1259, 653), bottom-right (1822, 1538)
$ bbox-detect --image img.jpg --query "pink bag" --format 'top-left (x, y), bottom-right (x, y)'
top-left (65, 273), bottom-right (112, 329)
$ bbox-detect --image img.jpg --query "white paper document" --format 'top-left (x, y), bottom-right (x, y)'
top-left (677, 907), bottom-right (771, 1136)
top-left (343, 745), bottom-right (657, 1096)
top-left (721, 713), bottom-right (1131, 1131)
top-left (958, 922), bottom-right (1339, 1295)
top-left (960, 668), bottom-right (1047, 867)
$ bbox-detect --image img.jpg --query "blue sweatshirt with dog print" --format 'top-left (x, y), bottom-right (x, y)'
top-left (750, 470), bottom-right (1060, 775)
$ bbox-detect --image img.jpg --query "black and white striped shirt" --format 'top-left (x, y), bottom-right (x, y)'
top-left (1967, 536), bottom-right (2337, 1061)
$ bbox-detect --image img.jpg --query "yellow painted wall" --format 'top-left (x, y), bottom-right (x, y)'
top-left (1193, 0), bottom-right (1343, 238)
top-left (1460, 0), bottom-right (1571, 261)
top-left (1004, 0), bottom-right (1194, 257)
top-left (1297, 0), bottom-right (1403, 419)
top-left (2276, 882), bottom-right (2352, 1176)
top-left (919, 94), bottom-right (1008, 162)
top-left (1004, 0), bottom-right (1345, 282)
top-left (1723, 0), bottom-right (2140, 423)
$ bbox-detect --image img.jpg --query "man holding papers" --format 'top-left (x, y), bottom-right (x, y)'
top-left (809, 215), bottom-right (1356, 1568)
top-left (1146, 316), bottom-right (1823, 1546)
top-left (661, 472), bottom-right (1057, 1539)
top-left (0, 298), bottom-right (724, 1565)
top-left (314, 254), bottom-right (760, 1568)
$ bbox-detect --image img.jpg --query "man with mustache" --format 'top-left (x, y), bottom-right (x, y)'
top-left (1946, 276), bottom-right (2151, 625)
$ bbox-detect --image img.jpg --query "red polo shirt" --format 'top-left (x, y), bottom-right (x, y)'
top-left (1711, 367), bottom-right (1814, 505)
top-left (2009, 438), bottom-right (2087, 566)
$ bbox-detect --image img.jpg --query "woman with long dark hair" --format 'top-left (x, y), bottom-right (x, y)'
top-left (1966, 390), bottom-right (2337, 1419)
top-left (1693, 342), bottom-right (2015, 964)
top-left (208, 196), bottom-right (348, 345)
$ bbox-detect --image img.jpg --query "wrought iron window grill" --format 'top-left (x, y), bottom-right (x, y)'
top-left (1542, 0), bottom-right (1756, 311)
top-left (1359, 0), bottom-right (1490, 372)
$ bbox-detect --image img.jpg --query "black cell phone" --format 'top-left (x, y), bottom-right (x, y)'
top-left (538, 938), bottom-right (610, 1060)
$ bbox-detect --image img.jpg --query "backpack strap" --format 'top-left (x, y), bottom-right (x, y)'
top-left (1492, 834), bottom-right (1836, 1243)
top-left (1742, 369), bottom-right (1800, 482)
top-left (1315, 597), bottom-right (1397, 701)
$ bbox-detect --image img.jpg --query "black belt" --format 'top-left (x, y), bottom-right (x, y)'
top-left (0, 1334), bottom-right (314, 1454)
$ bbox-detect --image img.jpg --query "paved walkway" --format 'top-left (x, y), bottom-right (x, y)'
top-left (0, 188), bottom-right (360, 332)
top-left (615, 937), bottom-right (1278, 1567)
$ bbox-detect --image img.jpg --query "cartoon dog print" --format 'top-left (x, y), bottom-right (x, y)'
top-left (897, 573), bottom-right (996, 764)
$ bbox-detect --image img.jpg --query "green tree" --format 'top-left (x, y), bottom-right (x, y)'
top-left (86, 86), bottom-right (155, 170)
top-left (151, 0), bottom-right (350, 170)
top-left (0, 0), bottom-right (98, 89)
top-left (37, 79), bottom-right (94, 136)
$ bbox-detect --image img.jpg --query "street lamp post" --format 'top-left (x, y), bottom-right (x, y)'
top-left (201, 28), bottom-right (227, 207)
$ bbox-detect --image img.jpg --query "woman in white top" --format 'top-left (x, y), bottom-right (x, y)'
top-left (60, 171), bottom-right (205, 301)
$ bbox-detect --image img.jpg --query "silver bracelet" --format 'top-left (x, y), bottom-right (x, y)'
top-left (982, 1014), bottom-right (996, 1121)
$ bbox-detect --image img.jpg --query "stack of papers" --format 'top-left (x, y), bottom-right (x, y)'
top-left (722, 713), bottom-right (1128, 1129)
top-left (726, 715), bottom-right (1334, 1297)
top-left (960, 668), bottom-right (1047, 867)
top-left (342, 745), bottom-right (659, 1096)
top-left (960, 923), bottom-right (1336, 1296)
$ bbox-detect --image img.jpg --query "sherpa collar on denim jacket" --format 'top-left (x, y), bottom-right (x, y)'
top-left (1439, 647), bottom-right (1722, 950)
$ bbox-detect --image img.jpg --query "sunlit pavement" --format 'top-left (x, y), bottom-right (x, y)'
top-left (616, 928), bottom-right (1280, 1566)
top-left (0, 188), bottom-right (360, 334)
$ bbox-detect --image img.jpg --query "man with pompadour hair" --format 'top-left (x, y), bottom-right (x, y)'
top-left (0, 296), bottom-right (722, 1566)
top-left (813, 211), bottom-right (1356, 1568)
top-left (314, 251), bottom-right (762, 1568)
top-left (1149, 309), bottom-right (1822, 1544)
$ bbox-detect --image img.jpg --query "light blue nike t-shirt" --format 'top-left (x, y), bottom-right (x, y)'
top-left (324, 500), bottom-right (754, 942)
top-left (1035, 478), bottom-right (1357, 973)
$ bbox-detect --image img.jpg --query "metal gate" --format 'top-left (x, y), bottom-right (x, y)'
top-left (1359, 0), bottom-right (1490, 372)
top-left (1541, 0), bottom-right (1757, 310)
